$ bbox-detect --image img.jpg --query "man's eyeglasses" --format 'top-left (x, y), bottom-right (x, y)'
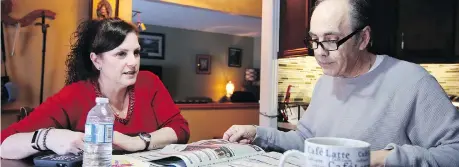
top-left (304, 26), bottom-right (366, 51)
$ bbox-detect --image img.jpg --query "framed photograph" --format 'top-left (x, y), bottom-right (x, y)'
top-left (228, 47), bottom-right (242, 67)
top-left (138, 32), bottom-right (165, 59)
top-left (196, 55), bottom-right (211, 74)
top-left (90, 0), bottom-right (119, 19)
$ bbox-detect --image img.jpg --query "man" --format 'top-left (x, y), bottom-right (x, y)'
top-left (223, 0), bottom-right (459, 166)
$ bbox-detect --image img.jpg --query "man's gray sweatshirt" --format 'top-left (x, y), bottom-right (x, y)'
top-left (253, 55), bottom-right (459, 167)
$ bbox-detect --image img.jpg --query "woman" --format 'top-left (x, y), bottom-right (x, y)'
top-left (0, 18), bottom-right (190, 159)
top-left (96, 0), bottom-right (112, 19)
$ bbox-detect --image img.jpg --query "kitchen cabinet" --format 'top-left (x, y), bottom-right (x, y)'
top-left (395, 0), bottom-right (458, 63)
top-left (278, 0), bottom-right (315, 58)
top-left (367, 0), bottom-right (399, 58)
top-left (373, 0), bottom-right (458, 63)
top-left (278, 0), bottom-right (459, 63)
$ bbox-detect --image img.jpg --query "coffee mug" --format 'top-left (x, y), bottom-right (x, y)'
top-left (278, 137), bottom-right (371, 167)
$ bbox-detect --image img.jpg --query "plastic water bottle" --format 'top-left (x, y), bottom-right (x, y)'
top-left (83, 97), bottom-right (115, 167)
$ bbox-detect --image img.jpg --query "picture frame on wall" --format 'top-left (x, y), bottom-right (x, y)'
top-left (228, 47), bottom-right (242, 67)
top-left (90, 0), bottom-right (119, 19)
top-left (138, 32), bottom-right (165, 60)
top-left (196, 55), bottom-right (211, 75)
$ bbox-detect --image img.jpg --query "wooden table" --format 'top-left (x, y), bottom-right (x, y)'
top-left (0, 151), bottom-right (129, 167)
top-left (1, 158), bottom-right (34, 167)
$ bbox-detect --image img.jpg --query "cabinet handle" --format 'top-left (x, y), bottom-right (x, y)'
top-left (401, 32), bottom-right (404, 50)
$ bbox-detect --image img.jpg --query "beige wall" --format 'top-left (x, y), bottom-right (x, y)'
top-left (141, 24), bottom-right (255, 101)
top-left (91, 0), bottom-right (132, 22)
top-left (253, 37), bottom-right (261, 68)
top-left (159, 0), bottom-right (262, 18)
top-left (1, 0), bottom-right (132, 109)
top-left (181, 108), bottom-right (259, 143)
top-left (1, 112), bottom-right (18, 130)
top-left (1, 0), bottom-right (89, 109)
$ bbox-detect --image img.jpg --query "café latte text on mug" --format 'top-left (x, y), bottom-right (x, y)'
top-left (278, 137), bottom-right (371, 167)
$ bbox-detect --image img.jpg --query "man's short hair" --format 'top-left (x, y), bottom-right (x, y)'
top-left (314, 0), bottom-right (372, 31)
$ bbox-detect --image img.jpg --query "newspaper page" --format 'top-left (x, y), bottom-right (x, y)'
top-left (125, 139), bottom-right (265, 167)
top-left (211, 152), bottom-right (305, 167)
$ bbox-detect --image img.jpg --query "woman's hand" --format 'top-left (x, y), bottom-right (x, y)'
top-left (46, 129), bottom-right (85, 155)
top-left (113, 131), bottom-right (144, 152)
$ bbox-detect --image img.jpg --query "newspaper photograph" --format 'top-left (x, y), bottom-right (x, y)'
top-left (125, 139), bottom-right (266, 167)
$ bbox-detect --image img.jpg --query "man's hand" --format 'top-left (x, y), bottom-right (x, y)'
top-left (112, 131), bottom-right (144, 152)
top-left (222, 125), bottom-right (257, 144)
top-left (371, 149), bottom-right (392, 167)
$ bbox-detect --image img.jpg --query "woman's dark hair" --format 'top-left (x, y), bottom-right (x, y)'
top-left (65, 18), bottom-right (138, 85)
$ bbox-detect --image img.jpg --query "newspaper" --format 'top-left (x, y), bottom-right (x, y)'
top-left (112, 139), bottom-right (305, 167)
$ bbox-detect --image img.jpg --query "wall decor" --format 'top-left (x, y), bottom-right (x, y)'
top-left (196, 55), bottom-right (211, 74)
top-left (228, 47), bottom-right (242, 67)
top-left (90, 0), bottom-right (119, 19)
top-left (1, 0), bottom-right (57, 104)
top-left (138, 32), bottom-right (165, 59)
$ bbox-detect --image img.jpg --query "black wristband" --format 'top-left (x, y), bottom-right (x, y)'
top-left (31, 129), bottom-right (43, 151)
top-left (36, 129), bottom-right (44, 150)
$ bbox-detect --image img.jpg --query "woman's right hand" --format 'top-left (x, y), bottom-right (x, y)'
top-left (46, 129), bottom-right (85, 155)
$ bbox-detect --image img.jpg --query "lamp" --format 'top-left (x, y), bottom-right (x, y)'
top-left (226, 81), bottom-right (235, 98)
top-left (219, 81), bottom-right (235, 103)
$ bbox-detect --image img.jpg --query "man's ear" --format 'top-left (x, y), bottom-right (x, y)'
top-left (90, 52), bottom-right (101, 70)
top-left (359, 26), bottom-right (371, 50)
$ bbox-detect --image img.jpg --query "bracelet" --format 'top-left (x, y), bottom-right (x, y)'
top-left (36, 128), bottom-right (44, 151)
top-left (42, 127), bottom-right (54, 150)
top-left (31, 128), bottom-right (44, 151)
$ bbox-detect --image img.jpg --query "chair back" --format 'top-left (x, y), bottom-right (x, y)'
top-left (17, 106), bottom-right (34, 122)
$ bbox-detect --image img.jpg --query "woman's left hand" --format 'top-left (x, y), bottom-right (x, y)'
top-left (113, 131), bottom-right (144, 152)
top-left (370, 149), bottom-right (391, 167)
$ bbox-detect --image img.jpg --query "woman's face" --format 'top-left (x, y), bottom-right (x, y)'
top-left (100, 6), bottom-right (108, 16)
top-left (91, 32), bottom-right (141, 87)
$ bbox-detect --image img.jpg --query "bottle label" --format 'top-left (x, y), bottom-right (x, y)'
top-left (84, 123), bottom-right (113, 144)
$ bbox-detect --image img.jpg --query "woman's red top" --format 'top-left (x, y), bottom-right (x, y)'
top-left (1, 71), bottom-right (190, 144)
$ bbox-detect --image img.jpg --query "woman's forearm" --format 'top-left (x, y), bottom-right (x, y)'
top-left (117, 127), bottom-right (179, 152)
top-left (148, 127), bottom-right (178, 150)
top-left (0, 132), bottom-right (39, 159)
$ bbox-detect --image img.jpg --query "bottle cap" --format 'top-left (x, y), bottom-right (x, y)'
top-left (95, 97), bottom-right (109, 104)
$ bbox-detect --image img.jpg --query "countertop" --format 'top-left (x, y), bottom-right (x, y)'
top-left (177, 102), bottom-right (259, 110)
top-left (1, 102), bottom-right (260, 113)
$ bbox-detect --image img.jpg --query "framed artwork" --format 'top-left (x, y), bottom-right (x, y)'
top-left (228, 47), bottom-right (242, 67)
top-left (196, 55), bottom-right (211, 74)
top-left (90, 0), bottom-right (119, 19)
top-left (138, 32), bottom-right (165, 59)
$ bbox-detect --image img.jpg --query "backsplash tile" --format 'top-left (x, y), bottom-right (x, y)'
top-left (278, 56), bottom-right (459, 103)
top-left (278, 56), bottom-right (323, 103)
top-left (420, 64), bottom-right (459, 96)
